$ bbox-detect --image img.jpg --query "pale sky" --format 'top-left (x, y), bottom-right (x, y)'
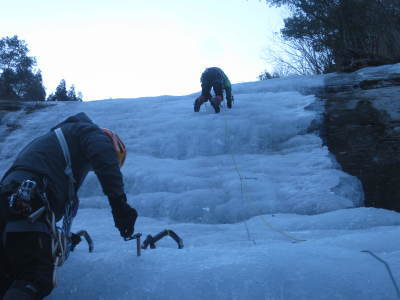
top-left (0, 0), bottom-right (286, 100)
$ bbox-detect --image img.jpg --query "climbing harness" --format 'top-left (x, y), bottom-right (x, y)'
top-left (8, 179), bottom-right (37, 216)
top-left (4, 177), bottom-right (93, 256)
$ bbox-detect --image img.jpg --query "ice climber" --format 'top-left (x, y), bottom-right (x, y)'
top-left (194, 67), bottom-right (234, 113)
top-left (0, 112), bottom-right (138, 300)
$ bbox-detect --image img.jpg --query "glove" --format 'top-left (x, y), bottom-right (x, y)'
top-left (109, 194), bottom-right (138, 239)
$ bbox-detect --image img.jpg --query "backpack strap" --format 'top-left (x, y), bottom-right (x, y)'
top-left (54, 128), bottom-right (77, 264)
top-left (54, 128), bottom-right (75, 186)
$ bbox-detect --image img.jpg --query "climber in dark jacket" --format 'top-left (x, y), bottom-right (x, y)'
top-left (0, 112), bottom-right (137, 300)
top-left (194, 67), bottom-right (234, 113)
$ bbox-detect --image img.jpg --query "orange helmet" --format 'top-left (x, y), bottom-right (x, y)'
top-left (101, 128), bottom-right (127, 167)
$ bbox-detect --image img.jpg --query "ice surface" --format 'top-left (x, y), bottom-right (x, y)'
top-left (1, 66), bottom-right (399, 299)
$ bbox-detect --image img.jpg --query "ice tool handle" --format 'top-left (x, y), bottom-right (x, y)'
top-left (124, 233), bottom-right (142, 256)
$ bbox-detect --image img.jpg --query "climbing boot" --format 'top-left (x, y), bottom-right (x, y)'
top-left (227, 96), bottom-right (233, 109)
top-left (210, 96), bottom-right (222, 113)
top-left (194, 96), bottom-right (206, 112)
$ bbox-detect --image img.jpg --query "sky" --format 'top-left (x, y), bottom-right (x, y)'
top-left (1, 64), bottom-right (400, 299)
top-left (0, 0), bottom-right (287, 100)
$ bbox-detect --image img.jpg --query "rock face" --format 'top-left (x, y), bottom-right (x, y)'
top-left (321, 64), bottom-right (400, 211)
top-left (0, 101), bottom-right (53, 143)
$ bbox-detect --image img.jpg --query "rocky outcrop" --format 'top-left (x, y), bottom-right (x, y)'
top-left (321, 64), bottom-right (400, 211)
top-left (0, 101), bottom-right (53, 143)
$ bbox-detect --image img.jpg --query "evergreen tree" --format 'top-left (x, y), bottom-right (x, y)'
top-left (67, 85), bottom-right (83, 101)
top-left (24, 71), bottom-right (46, 101)
top-left (0, 69), bottom-right (18, 100)
top-left (258, 71), bottom-right (273, 80)
top-left (258, 70), bottom-right (280, 80)
top-left (0, 35), bottom-right (46, 101)
top-left (54, 79), bottom-right (68, 101)
top-left (47, 79), bottom-right (82, 101)
top-left (0, 35), bottom-right (35, 72)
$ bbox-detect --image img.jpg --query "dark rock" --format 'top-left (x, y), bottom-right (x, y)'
top-left (321, 64), bottom-right (400, 211)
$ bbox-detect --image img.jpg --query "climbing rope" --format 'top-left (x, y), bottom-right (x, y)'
top-left (222, 103), bottom-right (305, 243)
top-left (221, 96), bottom-right (398, 295)
top-left (216, 102), bottom-right (255, 245)
top-left (361, 250), bottom-right (400, 299)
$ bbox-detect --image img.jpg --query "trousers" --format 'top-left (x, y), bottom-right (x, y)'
top-left (0, 172), bottom-right (56, 300)
top-left (0, 229), bottom-right (55, 300)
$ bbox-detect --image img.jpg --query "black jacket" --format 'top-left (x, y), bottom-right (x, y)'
top-left (200, 67), bottom-right (232, 100)
top-left (1, 112), bottom-right (124, 220)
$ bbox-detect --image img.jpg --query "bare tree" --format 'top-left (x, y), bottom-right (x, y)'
top-left (265, 0), bottom-right (400, 71)
top-left (262, 33), bottom-right (334, 76)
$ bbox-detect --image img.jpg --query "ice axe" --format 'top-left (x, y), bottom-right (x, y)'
top-left (124, 233), bottom-right (142, 256)
top-left (70, 230), bottom-right (94, 253)
top-left (125, 229), bottom-right (183, 256)
top-left (141, 229), bottom-right (184, 250)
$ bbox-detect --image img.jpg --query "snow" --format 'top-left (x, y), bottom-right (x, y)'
top-left (1, 67), bottom-right (400, 299)
top-left (354, 62), bottom-right (400, 80)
